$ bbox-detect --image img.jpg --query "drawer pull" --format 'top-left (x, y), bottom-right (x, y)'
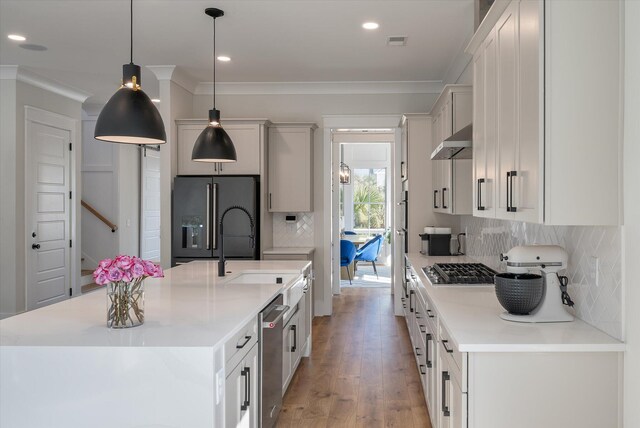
top-left (236, 335), bottom-right (252, 349)
top-left (425, 333), bottom-right (433, 368)
top-left (426, 309), bottom-right (435, 318)
top-left (419, 364), bottom-right (426, 375)
top-left (442, 371), bottom-right (451, 417)
top-left (419, 325), bottom-right (426, 333)
top-left (415, 347), bottom-right (423, 356)
top-left (442, 339), bottom-right (454, 354)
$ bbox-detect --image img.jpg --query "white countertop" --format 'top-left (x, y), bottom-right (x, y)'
top-left (406, 253), bottom-right (624, 353)
top-left (0, 260), bottom-right (311, 349)
top-left (263, 247), bottom-right (315, 256)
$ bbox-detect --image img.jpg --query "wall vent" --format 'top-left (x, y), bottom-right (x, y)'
top-left (387, 36), bottom-right (407, 46)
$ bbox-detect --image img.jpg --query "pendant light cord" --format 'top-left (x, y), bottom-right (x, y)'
top-left (130, 0), bottom-right (134, 64)
top-left (213, 16), bottom-right (216, 108)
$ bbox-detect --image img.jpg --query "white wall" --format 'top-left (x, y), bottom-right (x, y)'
top-left (624, 1), bottom-right (640, 425)
top-left (0, 79), bottom-right (82, 316)
top-left (0, 79), bottom-right (18, 317)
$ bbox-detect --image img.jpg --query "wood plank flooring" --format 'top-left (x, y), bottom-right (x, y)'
top-left (276, 287), bottom-right (432, 428)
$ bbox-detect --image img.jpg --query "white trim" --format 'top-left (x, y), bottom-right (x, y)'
top-left (323, 114), bottom-right (400, 314)
top-left (1, 66), bottom-right (91, 103)
top-left (24, 106), bottom-right (80, 306)
top-left (195, 80), bottom-right (444, 96)
top-left (146, 66), bottom-right (197, 94)
top-left (323, 114), bottom-right (403, 129)
top-left (466, 0), bottom-right (511, 54)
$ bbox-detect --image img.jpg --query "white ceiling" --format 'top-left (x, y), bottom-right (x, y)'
top-left (0, 0), bottom-right (474, 104)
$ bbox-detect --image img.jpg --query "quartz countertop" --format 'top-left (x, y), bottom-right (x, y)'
top-left (263, 247), bottom-right (315, 256)
top-left (406, 253), bottom-right (624, 353)
top-left (0, 260), bottom-right (311, 349)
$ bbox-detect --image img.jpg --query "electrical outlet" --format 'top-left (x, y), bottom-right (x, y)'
top-left (589, 256), bottom-right (599, 287)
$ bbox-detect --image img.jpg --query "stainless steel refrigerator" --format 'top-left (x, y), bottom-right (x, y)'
top-left (172, 176), bottom-right (259, 266)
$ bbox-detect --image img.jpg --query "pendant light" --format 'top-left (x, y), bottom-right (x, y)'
top-left (340, 162), bottom-right (351, 184)
top-left (192, 8), bottom-right (237, 163)
top-left (94, 0), bottom-right (166, 145)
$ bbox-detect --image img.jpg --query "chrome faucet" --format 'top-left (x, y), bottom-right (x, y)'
top-left (218, 206), bottom-right (255, 277)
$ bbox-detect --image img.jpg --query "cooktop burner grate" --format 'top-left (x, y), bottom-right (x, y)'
top-left (422, 263), bottom-right (498, 284)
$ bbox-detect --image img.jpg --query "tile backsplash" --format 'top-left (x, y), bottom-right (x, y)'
top-left (460, 216), bottom-right (622, 340)
top-left (273, 213), bottom-right (314, 247)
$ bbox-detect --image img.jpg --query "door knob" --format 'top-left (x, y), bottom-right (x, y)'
top-left (32, 243), bottom-right (40, 250)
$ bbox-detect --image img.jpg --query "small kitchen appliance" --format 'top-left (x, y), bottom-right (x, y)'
top-left (420, 227), bottom-right (452, 256)
top-left (498, 245), bottom-right (574, 323)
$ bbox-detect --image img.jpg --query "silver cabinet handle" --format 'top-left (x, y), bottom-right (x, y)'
top-left (212, 183), bottom-right (218, 249)
top-left (206, 183), bottom-right (211, 250)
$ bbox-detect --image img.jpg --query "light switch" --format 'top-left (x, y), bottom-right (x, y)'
top-left (589, 256), bottom-right (599, 287)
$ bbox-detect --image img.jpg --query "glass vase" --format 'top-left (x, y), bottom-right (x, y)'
top-left (107, 279), bottom-right (145, 328)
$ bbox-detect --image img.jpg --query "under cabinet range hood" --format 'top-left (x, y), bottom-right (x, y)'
top-left (430, 124), bottom-right (472, 160)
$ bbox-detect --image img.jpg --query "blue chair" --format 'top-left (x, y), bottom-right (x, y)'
top-left (340, 239), bottom-right (357, 284)
top-left (343, 230), bottom-right (357, 235)
top-left (354, 235), bottom-right (384, 278)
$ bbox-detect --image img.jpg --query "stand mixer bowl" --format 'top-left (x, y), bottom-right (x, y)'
top-left (494, 273), bottom-right (544, 315)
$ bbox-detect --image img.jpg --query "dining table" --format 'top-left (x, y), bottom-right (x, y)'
top-left (340, 234), bottom-right (374, 280)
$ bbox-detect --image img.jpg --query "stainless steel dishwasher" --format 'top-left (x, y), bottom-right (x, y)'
top-left (259, 295), bottom-right (289, 428)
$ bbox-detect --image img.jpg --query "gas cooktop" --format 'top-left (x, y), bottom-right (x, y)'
top-left (422, 263), bottom-right (498, 285)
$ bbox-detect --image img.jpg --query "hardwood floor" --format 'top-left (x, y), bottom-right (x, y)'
top-left (276, 287), bottom-right (432, 428)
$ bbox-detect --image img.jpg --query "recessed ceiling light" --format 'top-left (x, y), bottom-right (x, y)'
top-left (8, 34), bottom-right (26, 41)
top-left (217, 56), bottom-right (231, 62)
top-left (362, 22), bottom-right (379, 30)
top-left (151, 98), bottom-right (161, 103)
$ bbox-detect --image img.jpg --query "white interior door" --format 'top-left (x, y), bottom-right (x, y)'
top-left (140, 147), bottom-right (161, 262)
top-left (26, 120), bottom-right (72, 310)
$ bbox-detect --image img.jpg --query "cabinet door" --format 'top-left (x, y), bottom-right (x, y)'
top-left (514, 0), bottom-right (542, 223)
top-left (177, 122), bottom-right (261, 176)
top-left (282, 321), bottom-right (293, 393)
top-left (438, 352), bottom-right (467, 428)
top-left (177, 123), bottom-right (218, 175)
top-left (291, 311), bottom-right (302, 370)
top-left (225, 361), bottom-right (243, 428)
top-left (495, 1), bottom-right (519, 220)
top-left (268, 126), bottom-right (313, 212)
top-left (245, 343), bottom-right (260, 428)
top-left (216, 125), bottom-right (261, 175)
top-left (472, 49), bottom-right (486, 216)
top-left (441, 160), bottom-right (452, 214)
top-left (432, 114), bottom-right (442, 212)
top-left (452, 92), bottom-right (472, 134)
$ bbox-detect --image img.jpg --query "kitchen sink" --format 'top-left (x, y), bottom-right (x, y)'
top-left (223, 272), bottom-right (300, 286)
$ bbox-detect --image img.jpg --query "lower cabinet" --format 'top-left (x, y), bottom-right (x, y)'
top-left (225, 342), bottom-right (259, 428)
top-left (282, 308), bottom-right (302, 394)
top-left (437, 341), bottom-right (466, 428)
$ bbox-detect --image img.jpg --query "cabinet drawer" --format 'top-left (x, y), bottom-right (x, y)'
top-left (225, 317), bottom-right (259, 370)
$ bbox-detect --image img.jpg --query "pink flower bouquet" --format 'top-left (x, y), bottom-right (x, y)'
top-left (93, 255), bottom-right (164, 328)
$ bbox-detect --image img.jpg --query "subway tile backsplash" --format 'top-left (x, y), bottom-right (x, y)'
top-left (273, 213), bottom-right (314, 247)
top-left (460, 216), bottom-right (622, 340)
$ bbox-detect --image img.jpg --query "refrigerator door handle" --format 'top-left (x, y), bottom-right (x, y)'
top-left (212, 183), bottom-right (218, 250)
top-left (206, 183), bottom-right (211, 250)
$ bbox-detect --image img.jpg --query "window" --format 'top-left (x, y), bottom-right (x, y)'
top-left (352, 168), bottom-right (386, 231)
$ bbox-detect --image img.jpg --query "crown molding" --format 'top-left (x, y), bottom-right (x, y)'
top-left (322, 114), bottom-right (403, 129)
top-left (146, 65), bottom-right (197, 94)
top-left (0, 65), bottom-right (91, 103)
top-left (194, 80), bottom-right (444, 96)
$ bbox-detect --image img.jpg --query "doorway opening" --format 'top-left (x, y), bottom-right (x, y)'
top-left (339, 142), bottom-right (392, 288)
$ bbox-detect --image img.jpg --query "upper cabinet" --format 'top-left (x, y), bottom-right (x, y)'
top-left (268, 123), bottom-right (316, 213)
top-left (468, 0), bottom-right (621, 225)
top-left (430, 85), bottom-right (473, 215)
top-left (176, 119), bottom-right (269, 176)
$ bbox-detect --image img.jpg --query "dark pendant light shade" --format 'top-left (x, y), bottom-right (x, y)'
top-left (95, 64), bottom-right (166, 144)
top-left (192, 7), bottom-right (237, 162)
top-left (192, 109), bottom-right (237, 162)
top-left (94, 0), bottom-right (166, 145)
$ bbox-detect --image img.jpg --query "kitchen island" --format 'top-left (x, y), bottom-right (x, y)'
top-left (0, 260), bottom-right (311, 428)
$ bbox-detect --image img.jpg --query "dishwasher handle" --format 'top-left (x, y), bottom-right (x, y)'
top-left (262, 305), bottom-right (290, 328)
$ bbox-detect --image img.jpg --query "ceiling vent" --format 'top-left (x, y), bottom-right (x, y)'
top-left (387, 36), bottom-right (407, 46)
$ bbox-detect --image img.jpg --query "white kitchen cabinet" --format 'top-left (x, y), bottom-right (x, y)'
top-left (467, 0), bottom-right (621, 225)
top-left (430, 85), bottom-right (472, 215)
top-left (268, 123), bottom-right (316, 213)
top-left (400, 114), bottom-right (435, 254)
top-left (404, 255), bottom-right (622, 428)
top-left (282, 308), bottom-right (302, 393)
top-left (225, 342), bottom-right (259, 428)
top-left (176, 119), bottom-right (269, 176)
